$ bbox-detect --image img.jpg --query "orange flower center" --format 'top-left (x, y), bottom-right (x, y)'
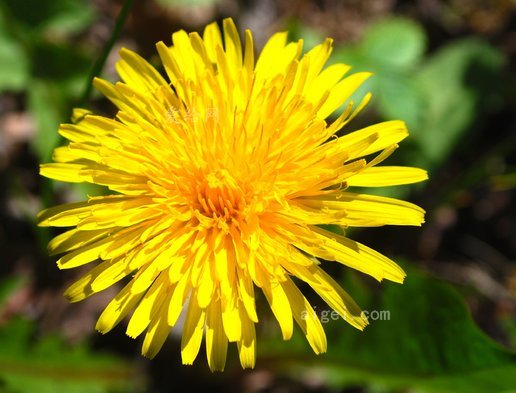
top-left (193, 169), bottom-right (246, 221)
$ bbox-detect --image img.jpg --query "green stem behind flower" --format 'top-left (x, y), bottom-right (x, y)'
top-left (78, 0), bottom-right (136, 107)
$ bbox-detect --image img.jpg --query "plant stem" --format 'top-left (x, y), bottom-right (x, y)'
top-left (78, 0), bottom-right (136, 107)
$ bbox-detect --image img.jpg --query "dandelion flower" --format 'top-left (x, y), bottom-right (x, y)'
top-left (38, 18), bottom-right (427, 371)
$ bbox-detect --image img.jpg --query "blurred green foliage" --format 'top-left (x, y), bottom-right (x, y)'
top-left (0, 0), bottom-right (93, 162)
top-left (329, 18), bottom-right (504, 172)
top-left (0, 319), bottom-right (144, 393)
top-left (0, 277), bottom-right (145, 393)
top-left (156, 0), bottom-right (220, 6)
top-left (261, 270), bottom-right (516, 393)
top-left (0, 20), bottom-right (29, 91)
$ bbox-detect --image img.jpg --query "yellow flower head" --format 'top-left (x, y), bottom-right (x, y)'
top-left (38, 18), bottom-right (426, 371)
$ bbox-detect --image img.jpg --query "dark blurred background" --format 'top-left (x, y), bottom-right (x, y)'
top-left (0, 1), bottom-right (515, 392)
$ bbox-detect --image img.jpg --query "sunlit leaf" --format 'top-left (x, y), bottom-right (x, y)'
top-left (413, 38), bottom-right (504, 168)
top-left (361, 17), bottom-right (426, 70)
top-left (376, 72), bottom-right (426, 131)
top-left (260, 269), bottom-right (516, 393)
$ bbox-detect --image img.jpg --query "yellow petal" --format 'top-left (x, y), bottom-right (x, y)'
top-left (56, 236), bottom-right (113, 269)
top-left (100, 224), bottom-right (151, 260)
top-left (71, 108), bottom-right (91, 123)
top-left (93, 78), bottom-right (136, 113)
top-left (156, 41), bottom-right (183, 86)
top-left (170, 30), bottom-right (201, 85)
top-left (286, 262), bottom-right (368, 330)
top-left (237, 268), bottom-right (258, 323)
top-left (96, 280), bottom-right (145, 333)
top-left (242, 29), bottom-right (254, 78)
top-left (141, 299), bottom-right (171, 359)
top-left (317, 72), bottom-right (372, 118)
top-left (311, 226), bottom-right (406, 283)
top-left (126, 274), bottom-right (166, 338)
top-left (203, 20), bottom-right (223, 62)
top-left (116, 47), bottom-right (168, 94)
top-left (90, 258), bottom-right (132, 292)
top-left (339, 120), bottom-right (409, 158)
top-left (130, 262), bottom-right (160, 294)
top-left (347, 166), bottom-right (429, 187)
top-left (38, 195), bottom-right (126, 227)
top-left (305, 63), bottom-right (351, 104)
top-left (281, 278), bottom-right (327, 354)
top-left (222, 18), bottom-right (242, 70)
top-left (303, 38), bottom-right (334, 84)
top-left (197, 262), bottom-right (215, 309)
top-left (49, 228), bottom-right (110, 256)
top-left (205, 297), bottom-right (228, 372)
top-left (168, 273), bottom-right (190, 326)
top-left (298, 192), bottom-right (425, 227)
top-left (64, 259), bottom-right (114, 302)
top-left (237, 304), bottom-right (256, 369)
top-left (261, 275), bottom-right (293, 340)
top-left (221, 295), bottom-right (241, 342)
top-left (181, 293), bottom-right (206, 365)
top-left (40, 163), bottom-right (88, 183)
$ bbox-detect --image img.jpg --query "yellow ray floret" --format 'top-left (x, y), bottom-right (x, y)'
top-left (38, 17), bottom-right (427, 371)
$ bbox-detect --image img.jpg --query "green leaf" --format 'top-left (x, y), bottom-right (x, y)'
top-left (28, 80), bottom-right (66, 162)
top-left (260, 270), bottom-right (516, 393)
top-left (0, 318), bottom-right (145, 393)
top-left (361, 17), bottom-right (426, 71)
top-left (0, 16), bottom-right (29, 91)
top-left (38, 0), bottom-right (94, 36)
top-left (413, 38), bottom-right (504, 168)
top-left (376, 71), bottom-right (426, 130)
top-left (31, 42), bottom-right (90, 89)
top-left (1, 0), bottom-right (93, 36)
